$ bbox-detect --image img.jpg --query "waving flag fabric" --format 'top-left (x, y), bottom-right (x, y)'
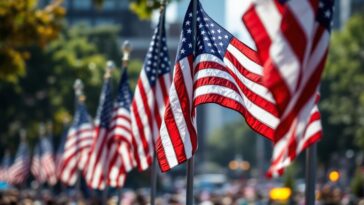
top-left (242, 0), bottom-right (333, 176)
top-left (59, 102), bottom-right (94, 186)
top-left (0, 152), bottom-right (11, 182)
top-left (107, 69), bottom-right (133, 187)
top-left (85, 76), bottom-right (113, 190)
top-left (31, 143), bottom-right (44, 183)
top-left (40, 137), bottom-right (57, 185)
top-left (131, 13), bottom-right (172, 171)
top-left (155, 0), bottom-right (323, 173)
top-left (8, 141), bottom-right (30, 185)
top-left (156, 0), bottom-right (280, 172)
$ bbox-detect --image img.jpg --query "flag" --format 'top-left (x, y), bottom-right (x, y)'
top-left (0, 152), bottom-right (11, 182)
top-left (131, 12), bottom-right (172, 171)
top-left (55, 126), bottom-right (68, 178)
top-left (59, 102), bottom-right (94, 186)
top-left (242, 0), bottom-right (333, 176)
top-left (39, 137), bottom-right (58, 185)
top-left (31, 142), bottom-right (45, 183)
top-left (107, 69), bottom-right (134, 187)
top-left (155, 0), bottom-right (322, 173)
top-left (8, 141), bottom-right (30, 185)
top-left (84, 75), bottom-right (114, 190)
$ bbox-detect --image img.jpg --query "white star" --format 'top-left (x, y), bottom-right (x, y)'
top-left (224, 35), bottom-right (229, 39)
top-left (319, 1), bottom-right (324, 8)
top-left (204, 37), bottom-right (209, 41)
top-left (218, 36), bottom-right (222, 40)
top-left (325, 10), bottom-right (331, 18)
top-left (187, 29), bottom-right (192, 34)
top-left (210, 23), bottom-right (214, 27)
top-left (147, 61), bottom-right (151, 65)
top-left (188, 43), bottom-right (192, 48)
top-left (185, 21), bottom-right (190, 26)
top-left (182, 38), bottom-right (186, 42)
top-left (219, 42), bottom-right (223, 46)
top-left (163, 47), bottom-right (167, 51)
top-left (208, 43), bottom-right (212, 47)
top-left (201, 30), bottom-right (206, 35)
top-left (181, 49), bottom-right (185, 54)
top-left (199, 45), bottom-right (203, 50)
top-left (146, 67), bottom-right (151, 71)
top-left (197, 17), bottom-right (200, 21)
top-left (217, 29), bottom-right (221, 33)
top-left (212, 37), bottom-right (216, 40)
top-left (204, 17), bottom-right (208, 21)
top-left (189, 13), bottom-right (193, 17)
top-left (211, 49), bottom-right (215, 53)
top-left (153, 62), bottom-right (157, 66)
top-left (161, 64), bottom-right (165, 68)
top-left (199, 24), bottom-right (204, 28)
top-left (211, 30), bottom-right (215, 34)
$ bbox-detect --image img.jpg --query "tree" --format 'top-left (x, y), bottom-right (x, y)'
top-left (320, 12), bottom-right (364, 155)
top-left (0, 24), bottom-right (143, 152)
top-left (0, 0), bottom-right (65, 83)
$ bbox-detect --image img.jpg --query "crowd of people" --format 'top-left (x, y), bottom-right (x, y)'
top-left (0, 180), bottom-right (363, 205)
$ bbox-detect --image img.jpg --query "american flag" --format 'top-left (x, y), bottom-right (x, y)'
top-left (0, 152), bottom-right (11, 182)
top-left (84, 75), bottom-right (114, 190)
top-left (155, 0), bottom-right (322, 173)
top-left (107, 69), bottom-right (134, 187)
top-left (55, 126), bottom-right (68, 179)
top-left (39, 137), bottom-right (58, 185)
top-left (131, 13), bottom-right (172, 171)
top-left (242, 0), bottom-right (333, 176)
top-left (59, 102), bottom-right (94, 186)
top-left (31, 142), bottom-right (45, 183)
top-left (8, 141), bottom-right (30, 185)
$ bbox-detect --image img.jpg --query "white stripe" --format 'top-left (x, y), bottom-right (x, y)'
top-left (169, 83), bottom-right (193, 158)
top-left (227, 44), bottom-right (263, 76)
top-left (270, 32), bottom-right (301, 94)
top-left (159, 120), bottom-right (178, 168)
top-left (255, 0), bottom-right (282, 39)
top-left (288, 0), bottom-right (315, 40)
top-left (194, 84), bottom-right (279, 129)
top-left (130, 111), bottom-right (149, 170)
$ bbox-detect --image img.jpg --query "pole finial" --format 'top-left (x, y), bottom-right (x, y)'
top-left (39, 122), bottom-right (46, 137)
top-left (74, 78), bottom-right (86, 102)
top-left (122, 41), bottom-right (132, 67)
top-left (104, 60), bottom-right (115, 79)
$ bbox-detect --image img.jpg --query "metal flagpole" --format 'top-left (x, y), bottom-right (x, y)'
top-left (186, 0), bottom-right (198, 205)
top-left (117, 40), bottom-right (132, 205)
top-left (150, 1), bottom-right (167, 205)
top-left (305, 143), bottom-right (317, 205)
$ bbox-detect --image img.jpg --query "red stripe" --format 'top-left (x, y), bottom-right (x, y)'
top-left (275, 50), bottom-right (328, 142)
top-left (131, 101), bottom-right (151, 171)
top-left (155, 136), bottom-right (169, 172)
top-left (111, 114), bottom-right (131, 124)
top-left (194, 93), bottom-right (275, 141)
top-left (242, 5), bottom-right (272, 63)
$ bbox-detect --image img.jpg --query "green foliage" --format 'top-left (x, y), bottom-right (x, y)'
top-left (0, 24), bottom-right (143, 152)
top-left (321, 13), bottom-right (364, 151)
top-left (207, 121), bottom-right (257, 167)
top-left (0, 0), bottom-right (65, 83)
top-left (350, 168), bottom-right (364, 198)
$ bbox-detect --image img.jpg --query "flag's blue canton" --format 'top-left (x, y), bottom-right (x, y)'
top-left (72, 103), bottom-right (92, 128)
top-left (316, 0), bottom-right (334, 32)
top-left (15, 143), bottom-right (29, 160)
top-left (115, 70), bottom-right (132, 110)
top-left (1, 153), bottom-right (10, 168)
top-left (41, 138), bottom-right (53, 154)
top-left (144, 18), bottom-right (171, 86)
top-left (96, 80), bottom-right (113, 128)
top-left (177, 1), bottom-right (233, 61)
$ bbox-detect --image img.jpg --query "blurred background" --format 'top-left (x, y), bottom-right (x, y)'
top-left (1, 0), bottom-right (364, 204)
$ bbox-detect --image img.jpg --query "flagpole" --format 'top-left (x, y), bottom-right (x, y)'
top-left (186, 0), bottom-right (198, 205)
top-left (149, 1), bottom-right (167, 205)
top-left (305, 143), bottom-right (317, 205)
